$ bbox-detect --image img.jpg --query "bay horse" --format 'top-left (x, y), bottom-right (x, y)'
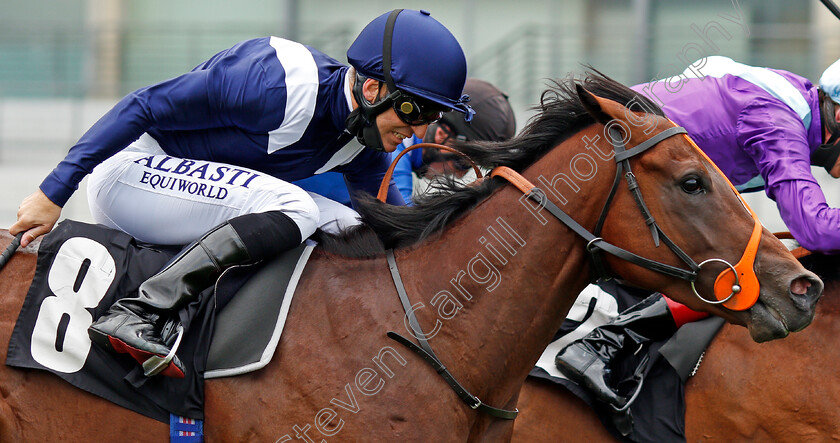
top-left (510, 253), bottom-right (840, 443)
top-left (0, 73), bottom-right (822, 442)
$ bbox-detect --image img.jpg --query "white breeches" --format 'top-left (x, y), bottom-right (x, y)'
top-left (86, 134), bottom-right (360, 245)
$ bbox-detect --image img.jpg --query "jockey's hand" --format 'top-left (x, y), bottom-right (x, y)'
top-left (10, 190), bottom-right (62, 248)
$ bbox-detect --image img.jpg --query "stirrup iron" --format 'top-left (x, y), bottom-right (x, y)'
top-left (142, 324), bottom-right (184, 377)
top-left (611, 353), bottom-right (650, 412)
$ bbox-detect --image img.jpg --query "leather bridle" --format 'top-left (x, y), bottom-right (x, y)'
top-left (491, 122), bottom-right (763, 311)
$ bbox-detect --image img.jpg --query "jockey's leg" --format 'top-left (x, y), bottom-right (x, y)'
top-left (85, 135), bottom-right (318, 377)
top-left (306, 191), bottom-right (362, 234)
top-left (555, 293), bottom-right (710, 408)
top-left (88, 212), bottom-right (303, 377)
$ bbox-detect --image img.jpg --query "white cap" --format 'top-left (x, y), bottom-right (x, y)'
top-left (821, 58), bottom-right (840, 103)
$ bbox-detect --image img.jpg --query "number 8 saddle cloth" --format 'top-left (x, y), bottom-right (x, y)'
top-left (5, 219), bottom-right (311, 424)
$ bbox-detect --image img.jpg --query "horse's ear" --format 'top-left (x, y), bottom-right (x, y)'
top-left (575, 84), bottom-right (612, 125)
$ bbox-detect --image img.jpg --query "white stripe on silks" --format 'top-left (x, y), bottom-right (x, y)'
top-left (735, 174), bottom-right (766, 192)
top-left (313, 138), bottom-right (366, 174)
top-left (665, 56), bottom-right (812, 129)
top-left (267, 37), bottom-right (319, 154)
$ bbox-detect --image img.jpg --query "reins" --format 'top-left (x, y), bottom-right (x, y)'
top-left (0, 232), bottom-right (22, 269)
top-left (385, 250), bottom-right (518, 419)
top-left (773, 231), bottom-right (813, 259)
top-left (377, 143), bottom-right (517, 419)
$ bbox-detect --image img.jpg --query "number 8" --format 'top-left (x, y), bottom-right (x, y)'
top-left (31, 237), bottom-right (116, 373)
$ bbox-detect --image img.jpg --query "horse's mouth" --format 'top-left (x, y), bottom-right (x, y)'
top-left (746, 299), bottom-right (790, 343)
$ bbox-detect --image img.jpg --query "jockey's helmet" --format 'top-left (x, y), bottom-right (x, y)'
top-left (421, 78), bottom-right (517, 173)
top-left (437, 78), bottom-right (516, 143)
top-left (347, 9), bottom-right (473, 119)
top-left (820, 58), bottom-right (840, 105)
top-left (815, 58), bottom-right (840, 171)
top-left (344, 10), bottom-right (474, 151)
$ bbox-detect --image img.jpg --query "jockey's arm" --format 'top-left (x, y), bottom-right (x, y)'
top-left (344, 175), bottom-right (405, 208)
top-left (19, 53), bottom-right (273, 245)
top-left (389, 136), bottom-right (424, 204)
top-left (767, 178), bottom-right (840, 253)
top-left (739, 100), bottom-right (840, 253)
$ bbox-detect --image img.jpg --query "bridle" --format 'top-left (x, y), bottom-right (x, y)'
top-left (491, 121), bottom-right (763, 311)
top-left (377, 120), bottom-right (764, 421)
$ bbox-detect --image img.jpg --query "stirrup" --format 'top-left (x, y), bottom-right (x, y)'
top-left (142, 324), bottom-right (184, 377)
top-left (610, 353), bottom-right (650, 412)
top-left (610, 376), bottom-right (643, 412)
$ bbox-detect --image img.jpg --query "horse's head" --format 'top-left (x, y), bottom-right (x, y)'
top-left (576, 85), bottom-right (822, 343)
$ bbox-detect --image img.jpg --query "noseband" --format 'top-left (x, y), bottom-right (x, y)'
top-left (492, 123), bottom-right (763, 311)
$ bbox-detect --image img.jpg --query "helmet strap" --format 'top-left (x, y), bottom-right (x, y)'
top-left (345, 74), bottom-right (394, 151)
top-left (382, 9), bottom-right (403, 94)
top-left (344, 9), bottom-right (404, 152)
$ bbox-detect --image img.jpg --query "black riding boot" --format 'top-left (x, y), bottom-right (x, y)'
top-left (88, 222), bottom-right (252, 377)
top-left (554, 294), bottom-right (676, 408)
top-left (88, 211), bottom-right (303, 378)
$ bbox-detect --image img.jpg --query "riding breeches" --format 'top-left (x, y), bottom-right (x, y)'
top-left (86, 134), bottom-right (360, 245)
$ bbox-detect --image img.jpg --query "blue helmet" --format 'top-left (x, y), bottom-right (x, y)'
top-left (347, 9), bottom-right (473, 119)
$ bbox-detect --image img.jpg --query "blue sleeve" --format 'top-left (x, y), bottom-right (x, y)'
top-left (393, 159), bottom-right (414, 204)
top-left (40, 39), bottom-right (281, 206)
top-left (293, 173), bottom-right (352, 207)
top-left (337, 148), bottom-right (405, 207)
top-left (390, 140), bottom-right (421, 205)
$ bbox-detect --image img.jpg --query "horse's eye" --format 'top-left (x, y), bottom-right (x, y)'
top-left (681, 177), bottom-right (703, 194)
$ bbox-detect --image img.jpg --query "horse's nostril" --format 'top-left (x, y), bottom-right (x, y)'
top-left (807, 276), bottom-right (824, 299)
top-left (790, 277), bottom-right (811, 296)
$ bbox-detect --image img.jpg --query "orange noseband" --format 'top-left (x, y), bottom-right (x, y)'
top-left (682, 133), bottom-right (762, 311)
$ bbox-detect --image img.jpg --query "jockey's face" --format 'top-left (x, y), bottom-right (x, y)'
top-left (361, 78), bottom-right (429, 152)
top-left (420, 123), bottom-right (470, 179)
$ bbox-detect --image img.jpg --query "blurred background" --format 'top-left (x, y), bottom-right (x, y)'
top-left (1, 0), bottom-right (839, 234)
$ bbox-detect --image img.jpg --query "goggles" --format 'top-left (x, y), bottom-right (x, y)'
top-left (389, 90), bottom-right (446, 126)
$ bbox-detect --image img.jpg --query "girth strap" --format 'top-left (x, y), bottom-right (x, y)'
top-left (385, 250), bottom-right (519, 420)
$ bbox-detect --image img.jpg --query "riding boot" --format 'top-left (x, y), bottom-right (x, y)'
top-left (554, 294), bottom-right (676, 408)
top-left (88, 222), bottom-right (253, 377)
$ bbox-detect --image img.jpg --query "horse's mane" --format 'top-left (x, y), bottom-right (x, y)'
top-left (316, 69), bottom-right (665, 257)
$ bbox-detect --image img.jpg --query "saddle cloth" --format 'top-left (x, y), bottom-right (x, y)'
top-left (5, 220), bottom-right (313, 423)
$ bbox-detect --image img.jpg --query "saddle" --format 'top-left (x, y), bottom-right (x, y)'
top-left (205, 241), bottom-right (313, 378)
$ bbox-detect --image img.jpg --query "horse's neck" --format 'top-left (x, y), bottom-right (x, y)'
top-left (399, 126), bottom-right (613, 410)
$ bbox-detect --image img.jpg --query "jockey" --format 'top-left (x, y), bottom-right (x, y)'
top-left (555, 56), bottom-right (840, 409)
top-left (9, 9), bottom-right (474, 378)
top-left (293, 77), bottom-right (516, 210)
